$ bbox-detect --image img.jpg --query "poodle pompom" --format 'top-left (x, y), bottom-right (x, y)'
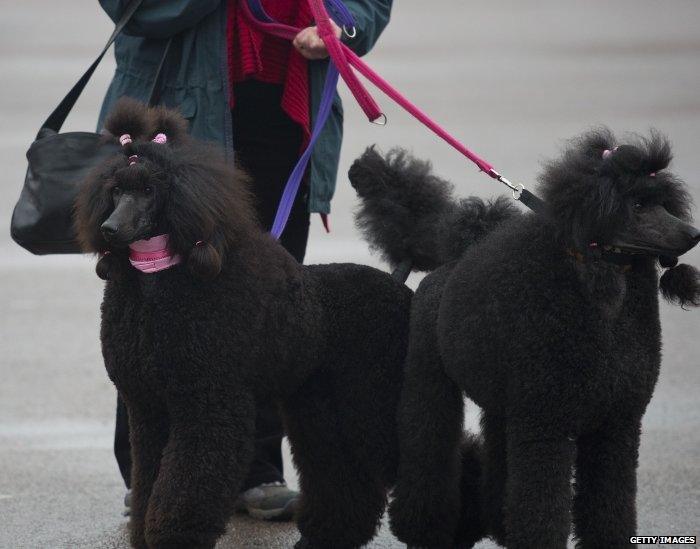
top-left (605, 130), bottom-right (673, 178)
top-left (103, 97), bottom-right (151, 142)
top-left (351, 146), bottom-right (456, 270)
top-left (187, 242), bottom-right (222, 281)
top-left (148, 104), bottom-right (190, 144)
top-left (660, 263), bottom-right (700, 307)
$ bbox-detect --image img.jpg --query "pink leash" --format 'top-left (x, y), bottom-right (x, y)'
top-left (308, 0), bottom-right (384, 124)
top-left (242, 0), bottom-right (543, 213)
top-left (306, 0), bottom-right (498, 176)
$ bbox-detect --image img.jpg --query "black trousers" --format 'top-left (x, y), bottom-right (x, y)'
top-left (114, 80), bottom-right (311, 491)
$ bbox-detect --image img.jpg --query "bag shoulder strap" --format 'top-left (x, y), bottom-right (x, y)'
top-left (41, 0), bottom-right (148, 134)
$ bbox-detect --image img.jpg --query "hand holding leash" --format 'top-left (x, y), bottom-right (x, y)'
top-left (293, 21), bottom-right (342, 60)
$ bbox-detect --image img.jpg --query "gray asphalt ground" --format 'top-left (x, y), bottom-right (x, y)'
top-left (1, 1), bottom-right (699, 548)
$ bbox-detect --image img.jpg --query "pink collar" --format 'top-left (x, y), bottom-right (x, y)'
top-left (128, 234), bottom-right (181, 274)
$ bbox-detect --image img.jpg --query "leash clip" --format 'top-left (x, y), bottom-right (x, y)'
top-left (490, 170), bottom-right (525, 200)
top-left (511, 183), bottom-right (525, 200)
top-left (342, 25), bottom-right (357, 38)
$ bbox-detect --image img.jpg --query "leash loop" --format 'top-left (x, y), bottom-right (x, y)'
top-left (371, 113), bottom-right (388, 126)
top-left (342, 25), bottom-right (357, 38)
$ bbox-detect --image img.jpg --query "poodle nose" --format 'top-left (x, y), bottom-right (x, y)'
top-left (690, 226), bottom-right (700, 248)
top-left (101, 221), bottom-right (119, 239)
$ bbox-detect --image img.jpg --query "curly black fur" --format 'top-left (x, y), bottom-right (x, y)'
top-left (74, 99), bottom-right (413, 549)
top-left (350, 147), bottom-right (519, 271)
top-left (354, 130), bottom-right (698, 548)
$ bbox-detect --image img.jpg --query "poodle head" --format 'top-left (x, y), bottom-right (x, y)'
top-left (74, 98), bottom-right (257, 281)
top-left (537, 128), bottom-right (700, 306)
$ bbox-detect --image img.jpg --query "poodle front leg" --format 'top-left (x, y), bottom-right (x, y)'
top-left (573, 416), bottom-right (642, 548)
top-left (504, 428), bottom-right (576, 549)
top-left (388, 358), bottom-right (467, 548)
top-left (125, 397), bottom-right (169, 549)
top-left (143, 386), bottom-right (256, 549)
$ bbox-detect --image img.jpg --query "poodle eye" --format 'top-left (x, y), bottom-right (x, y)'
top-left (144, 186), bottom-right (153, 195)
top-left (633, 202), bottom-right (644, 211)
top-left (111, 186), bottom-right (121, 196)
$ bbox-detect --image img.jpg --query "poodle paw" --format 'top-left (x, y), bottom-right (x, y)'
top-left (295, 535), bottom-right (365, 549)
top-left (128, 524), bottom-right (148, 549)
top-left (145, 528), bottom-right (217, 549)
top-left (294, 536), bottom-right (341, 549)
top-left (388, 498), bottom-right (457, 548)
top-left (294, 536), bottom-right (313, 549)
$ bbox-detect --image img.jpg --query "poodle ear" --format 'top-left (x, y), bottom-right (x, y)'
top-left (187, 240), bottom-right (223, 281)
top-left (147, 104), bottom-right (190, 145)
top-left (660, 263), bottom-right (700, 308)
top-left (74, 164), bottom-right (116, 253)
top-left (103, 97), bottom-right (151, 142)
top-left (164, 145), bottom-right (255, 281)
top-left (74, 162), bottom-right (132, 280)
top-left (538, 128), bottom-right (623, 248)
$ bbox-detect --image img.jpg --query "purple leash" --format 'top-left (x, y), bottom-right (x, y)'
top-left (244, 0), bottom-right (355, 239)
top-left (270, 66), bottom-right (340, 238)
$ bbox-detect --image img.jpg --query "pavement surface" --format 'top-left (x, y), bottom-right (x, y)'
top-left (1, 1), bottom-right (699, 548)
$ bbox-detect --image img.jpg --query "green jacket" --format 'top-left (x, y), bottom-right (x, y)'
top-left (97, 0), bottom-right (392, 214)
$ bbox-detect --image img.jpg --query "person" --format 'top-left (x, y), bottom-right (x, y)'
top-left (97, 0), bottom-right (393, 521)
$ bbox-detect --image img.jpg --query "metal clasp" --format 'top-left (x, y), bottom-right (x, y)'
top-left (371, 113), bottom-right (388, 126)
top-left (491, 170), bottom-right (525, 200)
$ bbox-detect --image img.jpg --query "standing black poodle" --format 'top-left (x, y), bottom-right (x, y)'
top-left (350, 131), bottom-right (700, 549)
top-left (74, 98), bottom-right (412, 549)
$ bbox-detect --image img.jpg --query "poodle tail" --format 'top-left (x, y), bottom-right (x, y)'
top-left (350, 147), bottom-right (519, 278)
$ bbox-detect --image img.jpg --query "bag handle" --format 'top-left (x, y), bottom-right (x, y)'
top-left (40, 0), bottom-right (169, 135)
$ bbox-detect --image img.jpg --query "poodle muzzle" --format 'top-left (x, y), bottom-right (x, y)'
top-left (101, 193), bottom-right (156, 246)
top-left (608, 205), bottom-right (700, 262)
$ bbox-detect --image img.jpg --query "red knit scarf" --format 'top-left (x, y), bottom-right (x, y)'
top-left (227, 0), bottom-right (312, 147)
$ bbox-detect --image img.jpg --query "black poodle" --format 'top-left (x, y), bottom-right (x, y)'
top-left (73, 98), bottom-right (412, 549)
top-left (350, 131), bottom-right (700, 549)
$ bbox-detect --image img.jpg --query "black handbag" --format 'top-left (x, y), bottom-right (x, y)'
top-left (10, 0), bottom-right (171, 254)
